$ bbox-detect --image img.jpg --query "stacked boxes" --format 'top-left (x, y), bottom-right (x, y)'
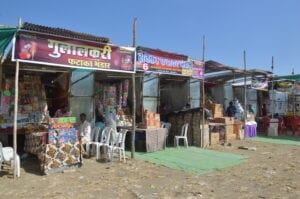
top-left (142, 110), bottom-right (161, 129)
top-left (210, 132), bottom-right (221, 145)
top-left (210, 117), bottom-right (237, 144)
top-left (206, 103), bottom-right (224, 118)
top-left (234, 120), bottom-right (243, 139)
top-left (48, 117), bottom-right (77, 145)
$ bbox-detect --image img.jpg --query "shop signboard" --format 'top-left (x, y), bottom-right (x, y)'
top-left (274, 79), bottom-right (294, 93)
top-left (251, 76), bottom-right (269, 91)
top-left (12, 30), bottom-right (135, 73)
top-left (189, 58), bottom-right (204, 79)
top-left (136, 46), bottom-right (196, 77)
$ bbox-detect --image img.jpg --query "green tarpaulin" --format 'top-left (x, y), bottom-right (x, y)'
top-left (0, 26), bottom-right (17, 57)
top-left (275, 74), bottom-right (300, 82)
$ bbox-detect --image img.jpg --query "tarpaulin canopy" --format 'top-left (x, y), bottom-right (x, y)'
top-left (274, 74), bottom-right (300, 82)
top-left (0, 26), bottom-right (17, 58)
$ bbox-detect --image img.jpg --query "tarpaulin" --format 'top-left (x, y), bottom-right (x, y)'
top-left (0, 26), bottom-right (17, 57)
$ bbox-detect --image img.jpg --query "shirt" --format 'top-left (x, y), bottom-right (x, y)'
top-left (79, 120), bottom-right (91, 143)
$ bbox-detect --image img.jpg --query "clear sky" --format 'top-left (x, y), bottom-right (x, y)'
top-left (1, 0), bottom-right (299, 76)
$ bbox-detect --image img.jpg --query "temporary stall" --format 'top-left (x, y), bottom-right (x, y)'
top-left (0, 22), bottom-right (135, 174)
top-left (201, 60), bottom-right (273, 142)
top-left (134, 46), bottom-right (206, 147)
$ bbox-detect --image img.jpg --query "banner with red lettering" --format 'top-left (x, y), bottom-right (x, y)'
top-left (12, 30), bottom-right (135, 73)
top-left (136, 46), bottom-right (193, 76)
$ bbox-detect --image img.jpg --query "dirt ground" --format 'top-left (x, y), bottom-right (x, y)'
top-left (0, 138), bottom-right (299, 199)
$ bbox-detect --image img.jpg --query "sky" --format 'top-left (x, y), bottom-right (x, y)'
top-left (1, 0), bottom-right (299, 76)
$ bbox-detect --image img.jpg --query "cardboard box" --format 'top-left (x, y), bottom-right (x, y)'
top-left (211, 132), bottom-right (220, 145)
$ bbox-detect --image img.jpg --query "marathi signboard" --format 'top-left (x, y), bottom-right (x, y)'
top-left (136, 46), bottom-right (204, 79)
top-left (251, 77), bottom-right (269, 91)
top-left (189, 58), bottom-right (204, 79)
top-left (12, 30), bottom-right (135, 73)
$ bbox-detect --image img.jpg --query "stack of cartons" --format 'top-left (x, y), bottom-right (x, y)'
top-left (206, 103), bottom-right (224, 118)
top-left (234, 120), bottom-right (243, 139)
top-left (142, 110), bottom-right (161, 129)
top-left (210, 117), bottom-right (236, 143)
top-left (210, 131), bottom-right (220, 145)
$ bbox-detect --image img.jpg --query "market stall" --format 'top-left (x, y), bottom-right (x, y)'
top-left (0, 21), bottom-right (136, 175)
top-left (134, 46), bottom-right (206, 147)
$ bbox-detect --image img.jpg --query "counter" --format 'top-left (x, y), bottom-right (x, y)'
top-left (126, 127), bottom-right (167, 152)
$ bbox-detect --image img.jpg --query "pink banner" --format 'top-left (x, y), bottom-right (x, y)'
top-left (136, 46), bottom-right (193, 76)
top-left (13, 31), bottom-right (135, 72)
top-left (190, 59), bottom-right (204, 79)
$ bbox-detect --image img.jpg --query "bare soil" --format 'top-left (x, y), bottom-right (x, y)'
top-left (0, 139), bottom-right (299, 199)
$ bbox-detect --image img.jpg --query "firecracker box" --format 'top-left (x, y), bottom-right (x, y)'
top-left (211, 132), bottom-right (220, 145)
top-left (212, 117), bottom-right (234, 125)
top-left (207, 103), bottom-right (224, 118)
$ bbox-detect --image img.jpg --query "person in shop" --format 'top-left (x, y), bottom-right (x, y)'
top-left (54, 104), bottom-right (72, 117)
top-left (183, 103), bottom-right (191, 111)
top-left (95, 103), bottom-right (105, 128)
top-left (261, 104), bottom-right (267, 116)
top-left (246, 104), bottom-right (255, 121)
top-left (78, 113), bottom-right (91, 158)
top-left (226, 101), bottom-right (237, 118)
top-left (248, 104), bottom-right (255, 114)
top-left (159, 102), bottom-right (168, 122)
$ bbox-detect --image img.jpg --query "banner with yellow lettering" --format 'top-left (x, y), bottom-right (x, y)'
top-left (12, 30), bottom-right (135, 73)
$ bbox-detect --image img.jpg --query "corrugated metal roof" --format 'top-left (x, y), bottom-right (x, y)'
top-left (204, 60), bottom-right (272, 84)
top-left (21, 22), bottom-right (110, 43)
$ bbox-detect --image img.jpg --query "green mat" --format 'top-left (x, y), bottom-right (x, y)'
top-left (131, 147), bottom-right (247, 174)
top-left (250, 135), bottom-right (300, 146)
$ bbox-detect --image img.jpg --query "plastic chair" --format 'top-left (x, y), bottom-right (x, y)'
top-left (95, 127), bottom-right (113, 160)
top-left (161, 122), bottom-right (171, 147)
top-left (85, 126), bottom-right (102, 157)
top-left (0, 142), bottom-right (20, 177)
top-left (110, 129), bottom-right (128, 162)
top-left (174, 123), bottom-right (189, 148)
top-left (290, 117), bottom-right (300, 136)
top-left (262, 117), bottom-right (270, 135)
top-left (278, 117), bottom-right (287, 135)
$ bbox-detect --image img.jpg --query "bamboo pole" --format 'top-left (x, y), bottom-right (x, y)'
top-left (201, 35), bottom-right (205, 148)
top-left (243, 50), bottom-right (247, 139)
top-left (271, 56), bottom-right (274, 118)
top-left (131, 17), bottom-right (137, 159)
top-left (13, 18), bottom-right (22, 179)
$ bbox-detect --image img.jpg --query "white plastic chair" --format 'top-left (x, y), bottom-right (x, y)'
top-left (161, 122), bottom-right (171, 148)
top-left (85, 126), bottom-right (102, 157)
top-left (95, 127), bottom-right (113, 160)
top-left (110, 129), bottom-right (128, 162)
top-left (0, 142), bottom-right (20, 177)
top-left (174, 123), bottom-right (189, 148)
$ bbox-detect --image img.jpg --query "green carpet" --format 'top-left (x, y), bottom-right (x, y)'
top-left (250, 135), bottom-right (300, 146)
top-left (131, 147), bottom-right (247, 174)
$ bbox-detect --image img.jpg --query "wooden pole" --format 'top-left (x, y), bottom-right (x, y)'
top-left (201, 35), bottom-right (205, 148)
top-left (271, 56), bottom-right (274, 118)
top-left (131, 17), bottom-right (137, 159)
top-left (13, 18), bottom-right (22, 179)
top-left (243, 50), bottom-right (247, 139)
